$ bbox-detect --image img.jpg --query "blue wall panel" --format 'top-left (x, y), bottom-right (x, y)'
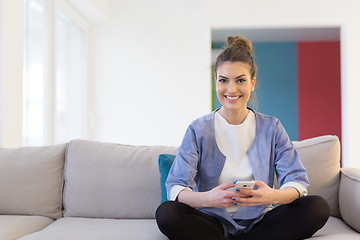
top-left (253, 42), bottom-right (298, 140)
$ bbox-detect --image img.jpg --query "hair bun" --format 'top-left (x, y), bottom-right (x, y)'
top-left (226, 35), bottom-right (253, 56)
top-left (215, 35), bottom-right (257, 79)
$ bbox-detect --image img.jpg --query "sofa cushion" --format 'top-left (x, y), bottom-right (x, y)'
top-left (17, 217), bottom-right (167, 240)
top-left (293, 135), bottom-right (341, 217)
top-left (309, 216), bottom-right (360, 239)
top-left (0, 144), bottom-right (66, 219)
top-left (0, 215), bottom-right (53, 240)
top-left (63, 140), bottom-right (177, 219)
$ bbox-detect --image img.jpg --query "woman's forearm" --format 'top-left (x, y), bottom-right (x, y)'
top-left (177, 182), bottom-right (237, 209)
top-left (272, 187), bottom-right (300, 205)
top-left (177, 189), bottom-right (210, 208)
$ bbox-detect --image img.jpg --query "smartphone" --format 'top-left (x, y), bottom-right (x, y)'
top-left (232, 180), bottom-right (255, 191)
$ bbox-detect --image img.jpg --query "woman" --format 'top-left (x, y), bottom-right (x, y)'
top-left (156, 35), bottom-right (330, 240)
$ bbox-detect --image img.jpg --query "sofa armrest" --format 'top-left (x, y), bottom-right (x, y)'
top-left (339, 168), bottom-right (360, 233)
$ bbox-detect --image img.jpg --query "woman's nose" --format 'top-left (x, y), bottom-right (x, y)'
top-left (227, 81), bottom-right (237, 93)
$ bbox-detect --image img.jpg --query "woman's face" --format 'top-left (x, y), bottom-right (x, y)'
top-left (215, 61), bottom-right (256, 113)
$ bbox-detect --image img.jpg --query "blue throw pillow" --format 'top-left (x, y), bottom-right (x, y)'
top-left (158, 154), bottom-right (176, 203)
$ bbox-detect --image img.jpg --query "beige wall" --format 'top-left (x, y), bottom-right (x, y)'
top-left (0, 0), bottom-right (23, 147)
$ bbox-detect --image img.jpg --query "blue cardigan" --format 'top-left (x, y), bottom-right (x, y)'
top-left (165, 109), bottom-right (309, 236)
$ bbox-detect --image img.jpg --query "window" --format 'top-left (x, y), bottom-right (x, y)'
top-left (55, 9), bottom-right (87, 143)
top-left (23, 0), bottom-right (88, 145)
top-left (23, 0), bottom-right (48, 145)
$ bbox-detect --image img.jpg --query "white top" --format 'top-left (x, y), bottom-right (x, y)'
top-left (215, 111), bottom-right (255, 185)
top-left (215, 111), bottom-right (256, 215)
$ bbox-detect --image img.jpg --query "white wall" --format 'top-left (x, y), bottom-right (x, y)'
top-left (67, 0), bottom-right (109, 22)
top-left (89, 0), bottom-right (360, 168)
top-left (341, 21), bottom-right (360, 168)
top-left (0, 0), bottom-right (23, 148)
top-left (89, 0), bottom-right (211, 146)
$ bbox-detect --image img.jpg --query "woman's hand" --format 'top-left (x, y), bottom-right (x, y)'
top-left (204, 182), bottom-right (240, 208)
top-left (232, 181), bottom-right (275, 206)
top-left (232, 181), bottom-right (300, 206)
top-left (178, 182), bottom-right (249, 209)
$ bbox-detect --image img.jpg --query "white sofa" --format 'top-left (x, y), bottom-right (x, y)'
top-left (0, 135), bottom-right (359, 239)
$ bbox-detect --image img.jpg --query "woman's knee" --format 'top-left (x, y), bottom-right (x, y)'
top-left (295, 195), bottom-right (330, 227)
top-left (309, 195), bottom-right (330, 221)
top-left (156, 201), bottom-right (187, 229)
top-left (302, 195), bottom-right (330, 217)
top-left (156, 201), bottom-right (175, 222)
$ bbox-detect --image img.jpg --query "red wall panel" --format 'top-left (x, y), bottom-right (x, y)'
top-left (297, 42), bottom-right (341, 143)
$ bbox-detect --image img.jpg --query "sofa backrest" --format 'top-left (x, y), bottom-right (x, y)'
top-left (0, 144), bottom-right (66, 219)
top-left (63, 136), bottom-right (341, 219)
top-left (63, 140), bottom-right (177, 219)
top-left (293, 135), bottom-right (341, 217)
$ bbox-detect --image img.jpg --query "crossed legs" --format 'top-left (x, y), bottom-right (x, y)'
top-left (156, 195), bottom-right (330, 240)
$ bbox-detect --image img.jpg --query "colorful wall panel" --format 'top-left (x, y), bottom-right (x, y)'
top-left (212, 41), bottom-right (341, 143)
top-left (297, 42), bottom-right (341, 142)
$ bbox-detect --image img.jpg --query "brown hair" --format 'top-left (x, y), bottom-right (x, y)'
top-left (214, 35), bottom-right (257, 80)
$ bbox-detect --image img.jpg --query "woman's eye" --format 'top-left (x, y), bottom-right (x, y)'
top-left (218, 79), bottom-right (227, 83)
top-left (237, 79), bottom-right (246, 83)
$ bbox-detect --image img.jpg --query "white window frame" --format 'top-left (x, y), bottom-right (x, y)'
top-left (23, 0), bottom-right (89, 145)
top-left (52, 0), bottom-right (89, 143)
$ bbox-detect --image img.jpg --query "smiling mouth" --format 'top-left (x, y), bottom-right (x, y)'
top-left (225, 96), bottom-right (241, 100)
